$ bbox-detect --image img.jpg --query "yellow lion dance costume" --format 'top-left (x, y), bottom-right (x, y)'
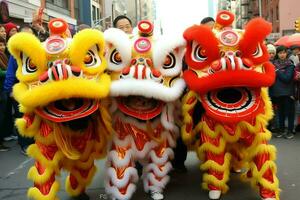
top-left (8, 19), bottom-right (112, 200)
top-left (182, 11), bottom-right (280, 200)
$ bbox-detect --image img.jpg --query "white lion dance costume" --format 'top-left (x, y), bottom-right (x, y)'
top-left (104, 21), bottom-right (186, 200)
top-left (181, 11), bottom-right (280, 200)
top-left (8, 19), bottom-right (112, 200)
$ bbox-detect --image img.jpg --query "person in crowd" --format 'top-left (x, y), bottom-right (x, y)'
top-left (289, 45), bottom-right (300, 66)
top-left (3, 25), bottom-right (36, 155)
top-left (269, 46), bottom-right (295, 139)
top-left (267, 44), bottom-right (279, 133)
top-left (113, 15), bottom-right (133, 34)
top-left (77, 23), bottom-right (91, 32)
top-left (0, 35), bottom-right (9, 151)
top-left (0, 24), bottom-right (7, 40)
top-left (31, 9), bottom-right (49, 42)
top-left (4, 22), bottom-right (17, 57)
top-left (267, 43), bottom-right (276, 61)
top-left (200, 16), bottom-right (215, 29)
top-left (1, 22), bottom-right (18, 142)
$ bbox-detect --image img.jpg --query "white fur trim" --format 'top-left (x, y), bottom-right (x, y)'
top-left (104, 28), bottom-right (132, 71)
top-left (153, 35), bottom-right (186, 77)
top-left (112, 134), bottom-right (157, 159)
top-left (105, 182), bottom-right (136, 200)
top-left (110, 78), bottom-right (186, 102)
top-left (106, 167), bottom-right (139, 188)
top-left (144, 173), bottom-right (170, 192)
top-left (107, 149), bottom-right (133, 168)
top-left (144, 162), bottom-right (173, 178)
top-left (148, 148), bottom-right (174, 165)
top-left (161, 103), bottom-right (179, 135)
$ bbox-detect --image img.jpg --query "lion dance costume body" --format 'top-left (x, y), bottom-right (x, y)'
top-left (8, 19), bottom-right (112, 200)
top-left (104, 21), bottom-right (186, 200)
top-left (182, 11), bottom-right (280, 200)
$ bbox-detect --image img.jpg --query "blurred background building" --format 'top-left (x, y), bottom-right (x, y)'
top-left (218, 0), bottom-right (299, 41)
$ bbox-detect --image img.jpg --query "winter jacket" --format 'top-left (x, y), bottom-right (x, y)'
top-left (269, 59), bottom-right (295, 97)
top-left (3, 56), bottom-right (17, 93)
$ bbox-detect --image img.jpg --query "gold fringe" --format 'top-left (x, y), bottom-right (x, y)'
top-left (27, 181), bottom-right (60, 200)
top-left (181, 91), bottom-right (198, 145)
top-left (27, 144), bottom-right (64, 174)
top-left (65, 166), bottom-right (97, 196)
top-left (27, 166), bottom-right (55, 185)
top-left (15, 115), bottom-right (41, 138)
top-left (53, 124), bottom-right (81, 160)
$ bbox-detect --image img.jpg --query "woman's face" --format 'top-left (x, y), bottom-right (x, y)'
top-left (269, 52), bottom-right (276, 60)
top-left (0, 42), bottom-right (5, 53)
top-left (9, 28), bottom-right (18, 37)
top-left (278, 51), bottom-right (287, 60)
top-left (0, 27), bottom-right (6, 40)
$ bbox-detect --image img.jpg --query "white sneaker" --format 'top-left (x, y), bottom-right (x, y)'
top-left (209, 190), bottom-right (221, 199)
top-left (150, 190), bottom-right (164, 200)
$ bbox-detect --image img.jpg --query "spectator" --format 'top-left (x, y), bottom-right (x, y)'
top-left (269, 46), bottom-right (295, 139)
top-left (267, 44), bottom-right (276, 61)
top-left (31, 9), bottom-right (49, 42)
top-left (289, 45), bottom-right (300, 66)
top-left (77, 24), bottom-right (90, 32)
top-left (200, 16), bottom-right (215, 29)
top-left (4, 22), bottom-right (17, 38)
top-left (4, 22), bottom-right (18, 57)
top-left (0, 35), bottom-right (9, 151)
top-left (294, 63), bottom-right (300, 132)
top-left (113, 15), bottom-right (133, 34)
top-left (0, 24), bottom-right (6, 40)
top-left (267, 44), bottom-right (279, 133)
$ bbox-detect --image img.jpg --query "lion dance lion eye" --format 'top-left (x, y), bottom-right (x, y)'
top-left (84, 51), bottom-right (97, 67)
top-left (110, 49), bottom-right (122, 65)
top-left (25, 57), bottom-right (37, 73)
top-left (163, 53), bottom-right (175, 69)
top-left (193, 45), bottom-right (208, 62)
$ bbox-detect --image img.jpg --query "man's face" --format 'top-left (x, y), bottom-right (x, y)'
top-left (116, 18), bottom-right (133, 34)
top-left (204, 21), bottom-right (215, 29)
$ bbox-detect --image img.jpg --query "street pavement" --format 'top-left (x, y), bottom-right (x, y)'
top-left (0, 134), bottom-right (300, 200)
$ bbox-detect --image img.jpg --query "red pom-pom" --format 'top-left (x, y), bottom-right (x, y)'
top-left (138, 20), bottom-right (153, 35)
top-left (49, 18), bottom-right (68, 35)
top-left (216, 10), bottom-right (235, 27)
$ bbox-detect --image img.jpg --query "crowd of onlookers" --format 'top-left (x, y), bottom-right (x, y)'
top-left (267, 43), bottom-right (300, 139)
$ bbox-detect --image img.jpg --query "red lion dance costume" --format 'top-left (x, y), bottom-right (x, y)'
top-left (104, 21), bottom-right (186, 200)
top-left (182, 11), bottom-right (280, 200)
top-left (8, 19), bottom-right (112, 200)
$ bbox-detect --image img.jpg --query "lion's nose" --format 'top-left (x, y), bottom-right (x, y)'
top-left (39, 61), bottom-right (82, 83)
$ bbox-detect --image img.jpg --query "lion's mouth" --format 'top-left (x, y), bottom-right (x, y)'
top-left (117, 96), bottom-right (164, 120)
top-left (35, 98), bottom-right (99, 123)
top-left (200, 87), bottom-right (261, 121)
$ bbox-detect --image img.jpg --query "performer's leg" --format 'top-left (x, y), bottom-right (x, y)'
top-left (105, 143), bottom-right (138, 200)
top-left (199, 132), bottom-right (231, 200)
top-left (143, 139), bottom-right (174, 200)
top-left (65, 162), bottom-right (97, 199)
top-left (245, 130), bottom-right (279, 200)
top-left (27, 143), bottom-right (62, 200)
